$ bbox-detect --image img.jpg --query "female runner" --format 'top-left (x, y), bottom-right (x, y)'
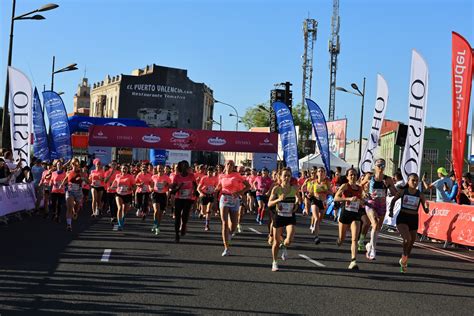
top-left (151, 164), bottom-right (172, 235)
top-left (198, 166), bottom-right (219, 231)
top-left (135, 163), bottom-right (153, 220)
top-left (113, 164), bottom-right (135, 230)
top-left (89, 159), bottom-right (105, 217)
top-left (61, 159), bottom-right (86, 231)
top-left (50, 160), bottom-right (66, 223)
top-left (309, 167), bottom-right (332, 244)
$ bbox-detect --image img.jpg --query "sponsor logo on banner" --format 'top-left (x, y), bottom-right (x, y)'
top-left (79, 121), bottom-right (93, 130)
top-left (259, 138), bottom-right (274, 146)
top-left (261, 156), bottom-right (273, 162)
top-left (207, 137), bottom-right (226, 146)
top-left (276, 108), bottom-right (290, 117)
top-left (142, 134), bottom-right (161, 143)
top-left (401, 50), bottom-right (429, 181)
top-left (48, 109), bottom-right (63, 120)
top-left (94, 149), bottom-right (107, 155)
top-left (51, 121), bottom-right (68, 131)
top-left (360, 75), bottom-right (389, 174)
top-left (279, 120), bottom-right (292, 129)
top-left (104, 122), bottom-right (127, 127)
top-left (93, 131), bottom-right (108, 140)
top-left (172, 130), bottom-right (190, 139)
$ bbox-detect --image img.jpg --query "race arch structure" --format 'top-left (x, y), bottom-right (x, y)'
top-left (88, 126), bottom-right (278, 153)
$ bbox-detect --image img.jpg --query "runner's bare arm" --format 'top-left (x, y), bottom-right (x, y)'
top-left (420, 192), bottom-right (429, 214)
top-left (333, 184), bottom-right (349, 203)
top-left (267, 186), bottom-right (281, 208)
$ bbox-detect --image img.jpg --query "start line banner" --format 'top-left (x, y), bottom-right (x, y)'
top-left (0, 183), bottom-right (36, 216)
top-left (88, 126), bottom-right (278, 153)
top-left (418, 202), bottom-right (474, 247)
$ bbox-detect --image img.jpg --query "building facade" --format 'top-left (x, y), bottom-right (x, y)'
top-left (90, 64), bottom-right (214, 130)
top-left (73, 78), bottom-right (90, 116)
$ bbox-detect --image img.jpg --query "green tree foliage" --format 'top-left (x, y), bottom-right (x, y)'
top-left (241, 102), bottom-right (313, 159)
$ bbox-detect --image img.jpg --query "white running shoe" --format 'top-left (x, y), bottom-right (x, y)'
top-left (348, 260), bottom-right (359, 270)
top-left (310, 225), bottom-right (315, 234)
top-left (136, 210), bottom-right (141, 217)
top-left (365, 242), bottom-right (372, 259)
top-left (272, 261), bottom-right (279, 272)
top-left (237, 224), bottom-right (242, 233)
top-left (221, 249), bottom-right (230, 257)
top-left (369, 247), bottom-right (376, 260)
top-left (281, 247), bottom-right (288, 261)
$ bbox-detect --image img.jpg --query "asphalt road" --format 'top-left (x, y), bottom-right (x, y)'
top-left (1, 207), bottom-right (473, 315)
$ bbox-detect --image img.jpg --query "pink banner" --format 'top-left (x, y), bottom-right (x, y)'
top-left (418, 202), bottom-right (474, 247)
top-left (88, 126), bottom-right (278, 153)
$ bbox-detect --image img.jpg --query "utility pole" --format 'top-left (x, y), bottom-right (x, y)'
top-left (328, 0), bottom-right (340, 121)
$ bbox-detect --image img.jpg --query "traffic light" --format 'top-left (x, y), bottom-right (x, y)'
top-left (269, 82), bottom-right (293, 133)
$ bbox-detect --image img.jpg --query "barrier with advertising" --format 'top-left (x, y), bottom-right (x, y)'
top-left (418, 202), bottom-right (474, 247)
top-left (0, 183), bottom-right (36, 216)
top-left (252, 153), bottom-right (278, 171)
top-left (88, 146), bottom-right (112, 165)
top-left (88, 126), bottom-right (278, 153)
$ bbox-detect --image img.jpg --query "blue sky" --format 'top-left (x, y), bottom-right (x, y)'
top-left (1, 0), bottom-right (472, 140)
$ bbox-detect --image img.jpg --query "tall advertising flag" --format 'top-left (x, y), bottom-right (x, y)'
top-left (305, 98), bottom-right (331, 173)
top-left (8, 67), bottom-right (33, 166)
top-left (400, 50), bottom-right (429, 181)
top-left (359, 74), bottom-right (389, 174)
top-left (43, 91), bottom-right (73, 160)
top-left (272, 101), bottom-right (299, 177)
top-left (452, 32), bottom-right (473, 188)
top-left (32, 88), bottom-right (50, 162)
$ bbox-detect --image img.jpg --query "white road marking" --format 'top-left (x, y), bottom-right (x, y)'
top-left (249, 228), bottom-right (263, 235)
top-left (299, 254), bottom-right (326, 267)
top-left (101, 249), bottom-right (112, 262)
top-left (323, 219), bottom-right (474, 263)
top-left (113, 225), bottom-right (118, 231)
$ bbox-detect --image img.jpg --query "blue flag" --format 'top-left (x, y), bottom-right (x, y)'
top-left (32, 88), bottom-right (50, 162)
top-left (43, 91), bottom-right (73, 160)
top-left (272, 101), bottom-right (299, 177)
top-left (68, 115), bottom-right (148, 133)
top-left (305, 98), bottom-right (331, 173)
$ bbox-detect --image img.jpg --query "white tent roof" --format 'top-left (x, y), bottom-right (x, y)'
top-left (299, 152), bottom-right (352, 172)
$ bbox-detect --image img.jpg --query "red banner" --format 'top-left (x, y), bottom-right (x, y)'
top-left (418, 202), bottom-right (474, 247)
top-left (452, 32), bottom-right (473, 188)
top-left (88, 126), bottom-right (278, 153)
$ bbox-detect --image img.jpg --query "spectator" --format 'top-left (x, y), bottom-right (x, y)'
top-left (445, 171), bottom-right (458, 203)
top-left (459, 172), bottom-right (473, 205)
top-left (0, 158), bottom-right (13, 185)
top-left (392, 171), bottom-right (405, 195)
top-left (422, 167), bottom-right (453, 202)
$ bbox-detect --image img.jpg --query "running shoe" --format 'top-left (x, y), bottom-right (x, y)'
top-left (237, 224), bottom-right (242, 233)
top-left (66, 224), bottom-right (72, 232)
top-left (221, 248), bottom-right (230, 257)
top-left (151, 225), bottom-right (157, 232)
top-left (136, 210), bottom-right (141, 217)
top-left (310, 225), bottom-right (315, 234)
top-left (110, 218), bottom-right (116, 225)
top-left (155, 227), bottom-right (160, 236)
top-left (72, 211), bottom-right (78, 220)
top-left (205, 224), bottom-right (210, 231)
top-left (314, 236), bottom-right (321, 245)
top-left (365, 242), bottom-right (372, 259)
top-left (369, 247), bottom-right (376, 260)
top-left (348, 260), bottom-right (359, 270)
top-left (258, 220), bottom-right (263, 225)
top-left (399, 258), bottom-right (408, 273)
top-left (358, 240), bottom-right (365, 252)
top-left (256, 215), bottom-right (260, 223)
top-left (272, 261), bottom-right (279, 272)
top-left (281, 246), bottom-right (288, 261)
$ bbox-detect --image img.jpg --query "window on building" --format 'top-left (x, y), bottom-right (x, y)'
top-left (422, 148), bottom-right (438, 164)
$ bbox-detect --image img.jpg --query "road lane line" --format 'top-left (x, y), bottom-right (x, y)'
top-left (248, 228), bottom-right (263, 235)
top-left (101, 249), bottom-right (112, 262)
top-left (113, 225), bottom-right (118, 231)
top-left (299, 254), bottom-right (326, 267)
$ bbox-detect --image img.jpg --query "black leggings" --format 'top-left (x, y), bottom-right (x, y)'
top-left (107, 192), bottom-right (117, 218)
top-left (51, 193), bottom-right (65, 218)
top-left (174, 199), bottom-right (193, 235)
top-left (136, 193), bottom-right (150, 213)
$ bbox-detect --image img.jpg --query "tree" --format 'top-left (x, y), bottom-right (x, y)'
top-left (241, 102), bottom-right (270, 130)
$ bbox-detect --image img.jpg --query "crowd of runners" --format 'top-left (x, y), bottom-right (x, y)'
top-left (25, 156), bottom-right (431, 273)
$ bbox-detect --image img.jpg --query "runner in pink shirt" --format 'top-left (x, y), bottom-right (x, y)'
top-left (198, 166), bottom-right (219, 231)
top-left (113, 164), bottom-right (136, 230)
top-left (246, 168), bottom-right (258, 216)
top-left (89, 158), bottom-right (105, 217)
top-left (39, 164), bottom-right (53, 218)
top-left (135, 163), bottom-right (153, 220)
top-left (170, 160), bottom-right (197, 242)
top-left (254, 168), bottom-right (274, 225)
top-left (50, 160), bottom-right (66, 224)
top-left (215, 160), bottom-right (250, 257)
top-left (151, 165), bottom-right (172, 235)
top-left (104, 161), bottom-right (120, 224)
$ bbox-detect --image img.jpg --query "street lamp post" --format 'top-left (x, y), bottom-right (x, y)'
top-left (336, 77), bottom-right (366, 168)
top-left (51, 56), bottom-right (78, 91)
top-left (214, 99), bottom-right (240, 163)
top-left (1, 1), bottom-right (59, 150)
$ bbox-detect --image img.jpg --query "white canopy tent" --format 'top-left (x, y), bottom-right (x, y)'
top-left (299, 153), bottom-right (352, 172)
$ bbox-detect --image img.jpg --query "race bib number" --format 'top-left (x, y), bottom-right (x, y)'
top-left (117, 185), bottom-right (128, 195)
top-left (54, 183), bottom-right (61, 189)
top-left (222, 195), bottom-right (236, 207)
top-left (141, 184), bottom-right (149, 193)
top-left (155, 182), bottom-right (165, 192)
top-left (94, 180), bottom-right (101, 187)
top-left (373, 189), bottom-right (386, 198)
top-left (347, 201), bottom-right (360, 213)
top-left (180, 189), bottom-right (191, 198)
top-left (70, 183), bottom-right (81, 191)
top-left (402, 195), bottom-right (420, 210)
top-left (206, 186), bottom-right (215, 194)
top-left (278, 202), bottom-right (293, 217)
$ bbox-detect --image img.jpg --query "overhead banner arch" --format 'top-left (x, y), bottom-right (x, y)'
top-left (88, 126), bottom-right (278, 153)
